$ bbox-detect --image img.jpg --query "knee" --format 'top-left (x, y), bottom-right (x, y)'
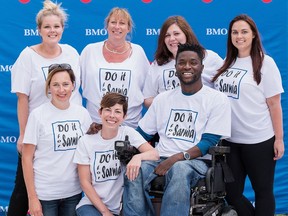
top-left (166, 162), bottom-right (190, 183)
top-left (124, 171), bottom-right (142, 187)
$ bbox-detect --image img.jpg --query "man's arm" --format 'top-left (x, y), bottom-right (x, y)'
top-left (154, 133), bottom-right (220, 176)
top-left (136, 126), bottom-right (155, 141)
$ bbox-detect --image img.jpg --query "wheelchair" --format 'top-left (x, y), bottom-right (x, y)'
top-left (149, 145), bottom-right (237, 216)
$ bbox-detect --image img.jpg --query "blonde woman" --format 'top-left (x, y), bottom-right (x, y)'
top-left (80, 7), bottom-right (150, 129)
top-left (9, 1), bottom-right (82, 215)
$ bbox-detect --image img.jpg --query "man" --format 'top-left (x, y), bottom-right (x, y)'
top-left (123, 43), bottom-right (231, 216)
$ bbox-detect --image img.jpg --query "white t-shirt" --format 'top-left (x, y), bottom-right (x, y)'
top-left (11, 44), bottom-right (82, 113)
top-left (80, 41), bottom-right (150, 128)
top-left (143, 49), bottom-right (223, 98)
top-left (214, 55), bottom-right (284, 144)
top-left (73, 126), bottom-right (146, 214)
top-left (23, 102), bottom-right (92, 200)
top-left (139, 86), bottom-right (231, 158)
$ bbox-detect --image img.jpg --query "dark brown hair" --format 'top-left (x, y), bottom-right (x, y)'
top-left (100, 93), bottom-right (128, 116)
top-left (155, 16), bottom-right (201, 66)
top-left (212, 14), bottom-right (264, 84)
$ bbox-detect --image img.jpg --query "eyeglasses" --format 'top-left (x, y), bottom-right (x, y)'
top-left (48, 63), bottom-right (72, 73)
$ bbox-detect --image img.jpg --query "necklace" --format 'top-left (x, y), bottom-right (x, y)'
top-left (104, 41), bottom-right (131, 55)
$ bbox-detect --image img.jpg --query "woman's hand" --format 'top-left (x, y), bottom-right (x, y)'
top-left (274, 139), bottom-right (285, 160)
top-left (126, 154), bottom-right (141, 181)
top-left (17, 135), bottom-right (24, 154)
top-left (28, 196), bottom-right (43, 216)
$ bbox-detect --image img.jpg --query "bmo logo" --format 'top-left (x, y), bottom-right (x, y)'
top-left (85, 29), bottom-right (107, 36)
top-left (206, 28), bottom-right (228, 36)
top-left (0, 136), bottom-right (17, 143)
top-left (24, 29), bottom-right (39, 36)
top-left (0, 65), bottom-right (13, 72)
top-left (146, 28), bottom-right (160, 36)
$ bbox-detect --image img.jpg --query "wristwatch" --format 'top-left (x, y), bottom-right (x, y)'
top-left (183, 151), bottom-right (191, 160)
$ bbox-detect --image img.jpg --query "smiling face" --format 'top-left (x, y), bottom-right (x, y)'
top-left (164, 23), bottom-right (187, 58)
top-left (106, 14), bottom-right (130, 41)
top-left (231, 20), bottom-right (255, 57)
top-left (99, 103), bottom-right (126, 130)
top-left (49, 71), bottom-right (74, 108)
top-left (38, 14), bottom-right (63, 45)
top-left (175, 50), bottom-right (204, 87)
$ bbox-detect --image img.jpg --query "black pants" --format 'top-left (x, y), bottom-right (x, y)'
top-left (7, 154), bottom-right (28, 216)
top-left (223, 137), bottom-right (276, 216)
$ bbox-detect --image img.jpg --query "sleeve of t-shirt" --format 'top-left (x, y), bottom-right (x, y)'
top-left (124, 126), bottom-right (147, 149)
top-left (23, 110), bottom-right (40, 146)
top-left (143, 61), bottom-right (159, 98)
top-left (11, 48), bottom-right (33, 95)
top-left (262, 55), bottom-right (284, 98)
top-left (73, 136), bottom-right (90, 165)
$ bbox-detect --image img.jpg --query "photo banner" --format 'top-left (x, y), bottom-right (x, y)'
top-left (0, 0), bottom-right (287, 214)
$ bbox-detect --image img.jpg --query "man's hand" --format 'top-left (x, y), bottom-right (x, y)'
top-left (154, 155), bottom-right (180, 176)
top-left (86, 122), bottom-right (102, 135)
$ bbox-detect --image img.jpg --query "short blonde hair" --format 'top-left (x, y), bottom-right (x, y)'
top-left (36, 0), bottom-right (68, 28)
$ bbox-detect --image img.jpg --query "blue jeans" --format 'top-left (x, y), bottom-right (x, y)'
top-left (76, 205), bottom-right (119, 216)
top-left (40, 193), bottom-right (82, 216)
top-left (123, 159), bottom-right (208, 216)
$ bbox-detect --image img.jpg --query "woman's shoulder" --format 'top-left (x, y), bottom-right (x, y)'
top-left (204, 49), bottom-right (223, 62)
top-left (80, 41), bottom-right (104, 56)
top-left (262, 54), bottom-right (279, 72)
top-left (130, 42), bottom-right (145, 51)
top-left (83, 41), bottom-right (104, 50)
top-left (30, 102), bottom-right (50, 115)
top-left (70, 103), bottom-right (89, 113)
top-left (263, 54), bottom-right (275, 63)
top-left (17, 46), bottom-right (36, 58)
top-left (59, 44), bottom-right (79, 54)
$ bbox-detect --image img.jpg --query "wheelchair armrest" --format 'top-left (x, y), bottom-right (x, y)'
top-left (208, 146), bottom-right (230, 155)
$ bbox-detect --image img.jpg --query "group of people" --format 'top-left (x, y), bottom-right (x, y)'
top-left (8, 0), bottom-right (284, 216)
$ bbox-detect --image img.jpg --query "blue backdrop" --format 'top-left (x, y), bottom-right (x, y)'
top-left (0, 0), bottom-right (287, 214)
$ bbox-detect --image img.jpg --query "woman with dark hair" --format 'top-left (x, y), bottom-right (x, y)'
top-left (74, 93), bottom-right (158, 216)
top-left (213, 14), bottom-right (284, 216)
top-left (143, 15), bottom-right (223, 107)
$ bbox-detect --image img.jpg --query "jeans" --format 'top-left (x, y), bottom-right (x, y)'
top-left (7, 154), bottom-right (28, 216)
top-left (40, 193), bottom-right (82, 216)
top-left (123, 159), bottom-right (208, 216)
top-left (76, 205), bottom-right (119, 216)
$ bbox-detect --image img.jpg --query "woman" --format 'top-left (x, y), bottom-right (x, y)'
top-left (74, 93), bottom-right (159, 216)
top-left (212, 14), bottom-right (284, 216)
top-left (143, 15), bottom-right (223, 107)
top-left (80, 7), bottom-right (150, 129)
top-left (22, 64), bottom-right (92, 216)
top-left (9, 1), bottom-right (82, 215)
